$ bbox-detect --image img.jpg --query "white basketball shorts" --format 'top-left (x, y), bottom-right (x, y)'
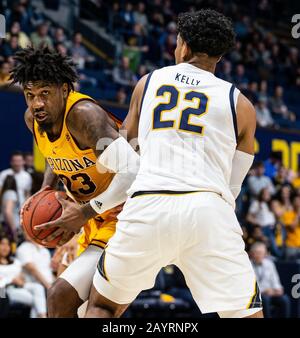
top-left (93, 191), bottom-right (262, 314)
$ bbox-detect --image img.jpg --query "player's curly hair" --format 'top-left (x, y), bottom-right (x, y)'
top-left (10, 45), bottom-right (79, 90)
top-left (177, 9), bottom-right (236, 57)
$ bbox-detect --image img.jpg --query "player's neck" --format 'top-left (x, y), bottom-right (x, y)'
top-left (186, 56), bottom-right (217, 74)
top-left (46, 114), bottom-right (65, 142)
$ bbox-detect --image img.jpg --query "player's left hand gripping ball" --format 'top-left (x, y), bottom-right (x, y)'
top-left (34, 192), bottom-right (90, 245)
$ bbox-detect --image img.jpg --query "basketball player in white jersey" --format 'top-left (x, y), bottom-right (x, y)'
top-left (38, 9), bottom-right (263, 318)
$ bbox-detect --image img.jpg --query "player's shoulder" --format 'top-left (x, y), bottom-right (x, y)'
top-left (67, 98), bottom-right (107, 130)
top-left (213, 74), bottom-right (236, 90)
top-left (152, 64), bottom-right (179, 75)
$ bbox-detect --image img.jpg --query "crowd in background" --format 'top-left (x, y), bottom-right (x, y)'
top-left (0, 0), bottom-right (300, 318)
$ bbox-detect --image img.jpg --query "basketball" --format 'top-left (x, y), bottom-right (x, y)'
top-left (22, 188), bottom-right (73, 248)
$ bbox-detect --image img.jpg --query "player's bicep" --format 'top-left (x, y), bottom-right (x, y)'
top-left (68, 101), bottom-right (119, 157)
top-left (236, 94), bottom-right (256, 155)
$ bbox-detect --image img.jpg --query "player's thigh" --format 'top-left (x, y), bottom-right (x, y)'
top-left (92, 197), bottom-right (170, 304)
top-left (177, 193), bottom-right (261, 314)
top-left (59, 245), bottom-right (103, 301)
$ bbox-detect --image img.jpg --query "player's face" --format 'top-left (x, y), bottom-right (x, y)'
top-left (24, 81), bottom-right (68, 132)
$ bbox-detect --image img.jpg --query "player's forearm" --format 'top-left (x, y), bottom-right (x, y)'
top-left (88, 137), bottom-right (139, 215)
top-left (229, 150), bottom-right (254, 199)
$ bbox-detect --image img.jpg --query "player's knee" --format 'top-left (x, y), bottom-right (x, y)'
top-left (47, 280), bottom-right (65, 315)
top-left (47, 278), bottom-right (81, 317)
top-left (86, 301), bottom-right (116, 318)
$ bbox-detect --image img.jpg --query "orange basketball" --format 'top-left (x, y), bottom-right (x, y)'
top-left (22, 189), bottom-right (74, 248)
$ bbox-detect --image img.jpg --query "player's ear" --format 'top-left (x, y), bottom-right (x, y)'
top-left (62, 83), bottom-right (68, 98)
top-left (182, 41), bottom-right (191, 61)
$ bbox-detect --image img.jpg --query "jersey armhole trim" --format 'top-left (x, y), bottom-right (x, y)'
top-left (139, 71), bottom-right (154, 117)
top-left (229, 84), bottom-right (238, 143)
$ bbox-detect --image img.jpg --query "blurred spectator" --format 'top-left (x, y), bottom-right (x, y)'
top-left (273, 166), bottom-right (291, 194)
top-left (124, 23), bottom-right (149, 70)
top-left (115, 87), bottom-right (128, 105)
top-left (229, 40), bottom-right (242, 63)
top-left (255, 97), bottom-right (275, 128)
top-left (278, 185), bottom-right (294, 213)
top-left (0, 176), bottom-right (20, 242)
top-left (2, 34), bottom-right (21, 58)
top-left (247, 188), bottom-right (275, 233)
top-left (23, 152), bottom-right (34, 175)
top-left (133, 2), bottom-right (148, 32)
top-left (112, 56), bottom-right (137, 87)
top-left (30, 22), bottom-right (53, 49)
top-left (5, 0), bottom-right (32, 34)
top-left (162, 33), bottom-right (176, 66)
top-left (263, 152), bottom-right (281, 179)
top-left (16, 237), bottom-right (54, 290)
top-left (248, 162), bottom-right (276, 197)
top-left (246, 226), bottom-right (269, 249)
top-left (120, 2), bottom-right (135, 30)
top-left (55, 42), bottom-right (69, 57)
top-left (0, 151), bottom-right (32, 206)
top-left (70, 32), bottom-right (95, 70)
top-left (6, 21), bottom-right (30, 49)
top-left (136, 64), bottom-right (147, 78)
top-left (270, 199), bottom-right (287, 258)
top-left (108, 2), bottom-right (123, 34)
top-left (22, 151), bottom-right (43, 195)
top-left (217, 60), bottom-right (233, 82)
top-left (233, 64), bottom-right (249, 90)
top-left (243, 81), bottom-right (258, 105)
top-left (51, 234), bottom-right (79, 277)
top-left (0, 235), bottom-right (47, 318)
top-left (270, 86), bottom-right (295, 122)
top-left (52, 27), bottom-right (71, 50)
top-left (0, 61), bottom-right (12, 87)
top-left (292, 169), bottom-right (300, 190)
top-left (250, 242), bottom-right (291, 318)
top-left (30, 171), bottom-right (44, 195)
top-left (258, 80), bottom-right (269, 103)
top-left (284, 196), bottom-right (300, 260)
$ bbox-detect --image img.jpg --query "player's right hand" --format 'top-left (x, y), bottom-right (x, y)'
top-left (20, 185), bottom-right (53, 226)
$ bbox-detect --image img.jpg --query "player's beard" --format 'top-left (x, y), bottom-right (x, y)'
top-left (37, 120), bottom-right (54, 134)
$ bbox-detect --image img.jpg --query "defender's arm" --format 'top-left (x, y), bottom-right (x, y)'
top-left (229, 94), bottom-right (256, 199)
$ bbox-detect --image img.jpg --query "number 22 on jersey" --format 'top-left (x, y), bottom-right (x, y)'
top-left (152, 85), bottom-right (209, 135)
